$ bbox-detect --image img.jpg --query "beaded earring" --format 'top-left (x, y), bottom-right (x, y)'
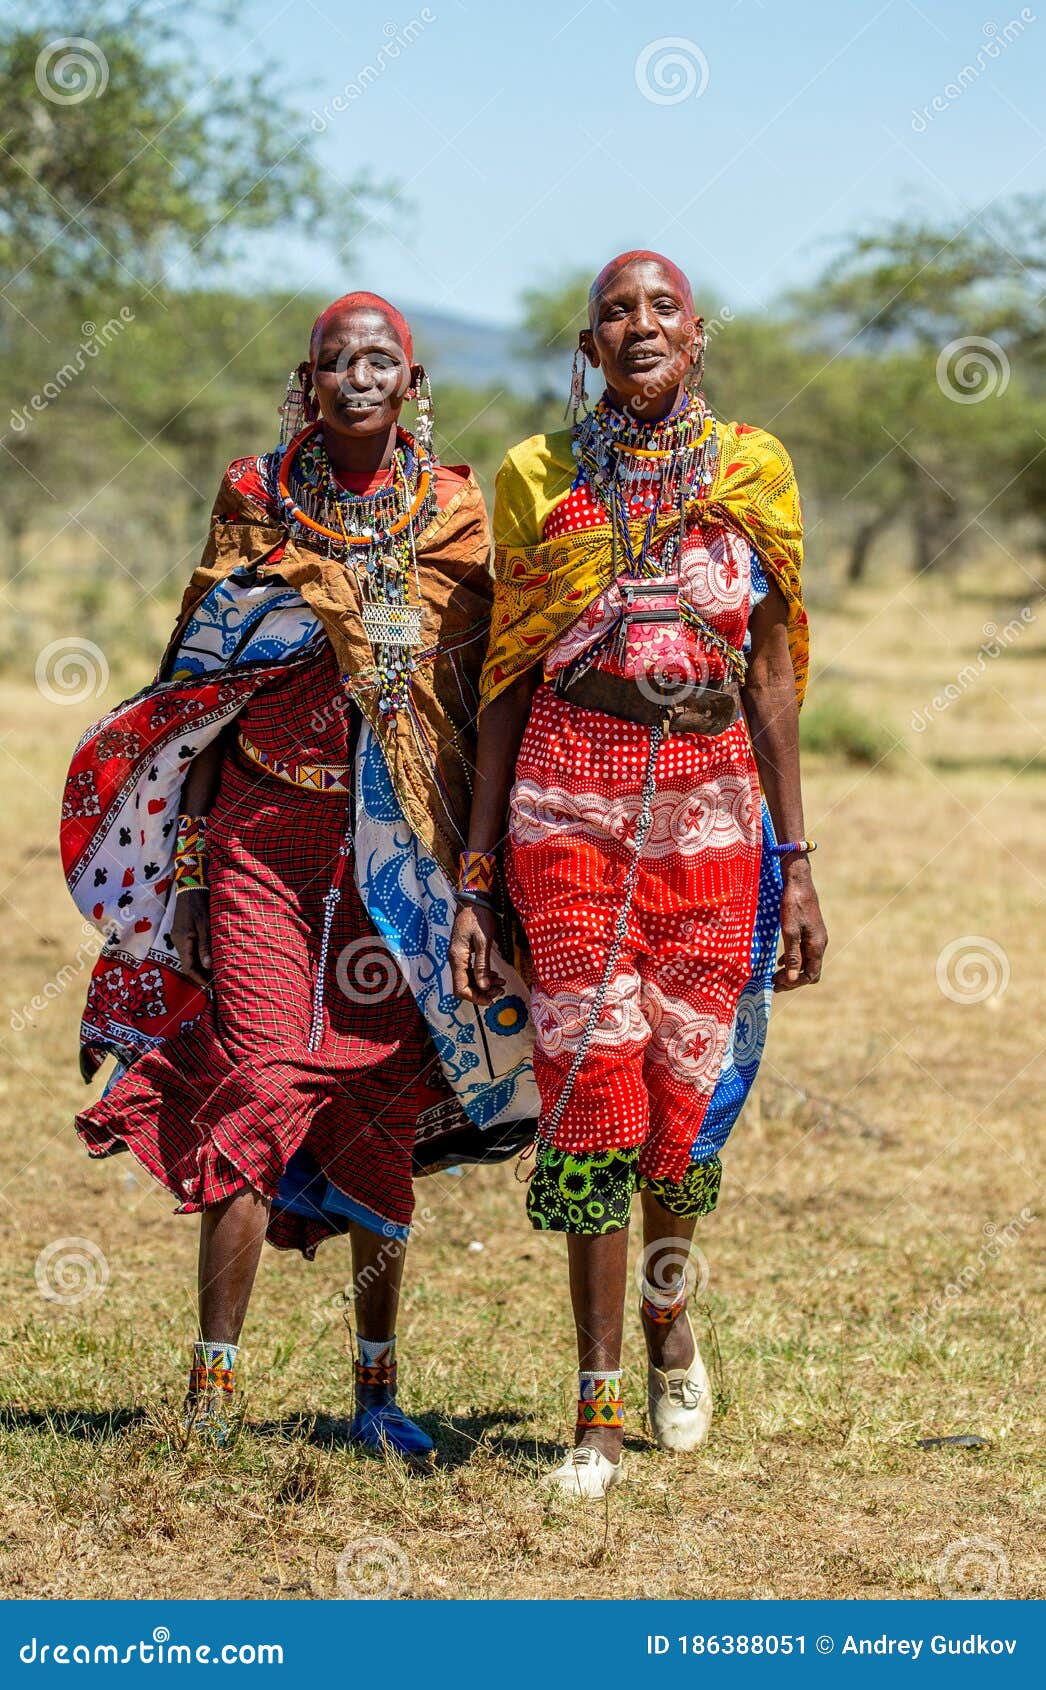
top-left (567, 341), bottom-right (589, 425)
top-left (686, 323), bottom-right (706, 396)
top-left (279, 360), bottom-right (316, 445)
top-left (412, 370), bottom-right (434, 455)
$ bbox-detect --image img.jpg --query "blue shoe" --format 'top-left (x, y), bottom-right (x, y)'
top-left (348, 1400), bottom-right (435, 1463)
top-left (183, 1394), bottom-right (231, 1447)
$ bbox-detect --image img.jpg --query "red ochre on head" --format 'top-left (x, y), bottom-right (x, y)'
top-left (588, 251), bottom-right (696, 320)
top-left (308, 292), bottom-right (414, 365)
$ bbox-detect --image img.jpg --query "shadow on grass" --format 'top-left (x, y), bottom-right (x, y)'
top-left (0, 1406), bottom-right (147, 1440)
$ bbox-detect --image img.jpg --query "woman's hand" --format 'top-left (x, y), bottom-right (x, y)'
top-left (449, 904), bottom-right (506, 1005)
top-left (171, 890), bottom-right (213, 989)
top-left (773, 862), bottom-right (827, 992)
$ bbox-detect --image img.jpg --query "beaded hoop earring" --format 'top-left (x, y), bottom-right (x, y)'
top-left (412, 369), bottom-right (434, 454)
top-left (279, 360), bottom-right (318, 445)
top-left (686, 323), bottom-right (706, 396)
top-left (567, 341), bottom-right (589, 425)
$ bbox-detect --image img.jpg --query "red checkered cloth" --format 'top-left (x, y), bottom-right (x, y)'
top-left (76, 679), bottom-right (440, 1254)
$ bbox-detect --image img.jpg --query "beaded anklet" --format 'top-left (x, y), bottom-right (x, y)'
top-left (577, 1370), bottom-right (624, 1429)
top-left (641, 1278), bottom-right (689, 1326)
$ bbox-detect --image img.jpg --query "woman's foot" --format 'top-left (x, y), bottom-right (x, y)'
top-left (545, 1444), bottom-right (624, 1500)
top-left (349, 1395), bottom-right (435, 1464)
top-left (641, 1305), bottom-right (713, 1451)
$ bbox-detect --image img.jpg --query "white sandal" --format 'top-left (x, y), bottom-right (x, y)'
top-left (545, 1445), bottom-right (624, 1500)
top-left (646, 1311), bottom-right (713, 1452)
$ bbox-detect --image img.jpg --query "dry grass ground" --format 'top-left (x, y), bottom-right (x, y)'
top-left (0, 553), bottom-right (1043, 1601)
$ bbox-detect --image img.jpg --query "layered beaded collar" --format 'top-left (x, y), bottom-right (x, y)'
top-left (275, 422), bottom-right (437, 564)
top-left (572, 393), bottom-right (720, 513)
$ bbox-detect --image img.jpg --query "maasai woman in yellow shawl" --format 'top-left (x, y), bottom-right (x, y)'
top-left (451, 252), bottom-right (827, 1498)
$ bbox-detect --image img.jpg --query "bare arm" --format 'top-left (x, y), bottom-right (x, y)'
top-left (449, 669), bottom-right (540, 1004)
top-left (170, 728), bottom-right (233, 988)
top-left (741, 581), bottom-right (828, 991)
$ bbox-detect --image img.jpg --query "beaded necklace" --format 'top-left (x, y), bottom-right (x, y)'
top-left (277, 422), bottom-right (437, 715)
top-left (572, 393), bottom-right (719, 522)
top-left (570, 393), bottom-right (746, 685)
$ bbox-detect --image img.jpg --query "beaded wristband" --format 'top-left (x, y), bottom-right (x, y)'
top-left (455, 887), bottom-right (498, 914)
top-left (769, 839), bottom-right (817, 857)
top-left (174, 813), bottom-right (208, 893)
top-left (458, 849), bottom-right (497, 897)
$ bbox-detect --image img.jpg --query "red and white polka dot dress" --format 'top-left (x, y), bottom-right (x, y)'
top-left (506, 478), bottom-right (761, 1183)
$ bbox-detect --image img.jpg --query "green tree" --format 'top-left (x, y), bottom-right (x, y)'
top-left (0, 2), bottom-right (380, 293)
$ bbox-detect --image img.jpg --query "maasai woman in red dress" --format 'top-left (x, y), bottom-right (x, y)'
top-left (451, 252), bottom-right (828, 1497)
top-left (62, 293), bottom-right (533, 1454)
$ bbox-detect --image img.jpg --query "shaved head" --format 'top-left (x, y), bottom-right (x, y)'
top-left (588, 250), bottom-right (695, 323)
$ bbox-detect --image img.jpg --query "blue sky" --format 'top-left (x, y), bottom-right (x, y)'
top-left (199, 0), bottom-right (1044, 323)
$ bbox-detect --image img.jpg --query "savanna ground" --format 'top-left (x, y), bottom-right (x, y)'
top-left (0, 550), bottom-right (1043, 1602)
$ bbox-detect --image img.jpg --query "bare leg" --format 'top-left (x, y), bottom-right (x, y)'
top-left (567, 1227), bottom-right (629, 1461)
top-left (639, 1189), bottom-right (697, 1371)
top-left (197, 1188), bottom-right (271, 1344)
top-left (349, 1221), bottom-right (405, 1410)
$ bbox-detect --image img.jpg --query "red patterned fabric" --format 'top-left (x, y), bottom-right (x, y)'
top-left (542, 478), bottom-right (750, 686)
top-left (507, 688), bottom-right (760, 1182)
top-left (505, 477), bottom-right (762, 1183)
top-left (76, 744), bottom-right (443, 1255)
top-left (237, 640), bottom-right (351, 767)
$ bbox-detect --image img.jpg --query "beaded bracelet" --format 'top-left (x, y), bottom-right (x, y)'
top-left (455, 887), bottom-right (498, 914)
top-left (769, 839), bottom-right (818, 857)
top-left (174, 813), bottom-right (208, 893)
top-left (458, 849), bottom-right (497, 897)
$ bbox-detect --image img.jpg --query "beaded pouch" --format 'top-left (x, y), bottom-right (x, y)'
top-left (599, 576), bottom-right (699, 685)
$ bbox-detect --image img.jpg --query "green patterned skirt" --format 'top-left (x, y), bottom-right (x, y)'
top-left (526, 1145), bottom-right (722, 1235)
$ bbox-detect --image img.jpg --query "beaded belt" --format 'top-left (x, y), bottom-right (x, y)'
top-left (238, 731), bottom-right (352, 795)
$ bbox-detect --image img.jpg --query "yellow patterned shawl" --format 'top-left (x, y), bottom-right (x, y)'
top-left (480, 420), bottom-right (808, 710)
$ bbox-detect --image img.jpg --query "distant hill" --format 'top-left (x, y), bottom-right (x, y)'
top-left (406, 305), bottom-right (556, 396)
